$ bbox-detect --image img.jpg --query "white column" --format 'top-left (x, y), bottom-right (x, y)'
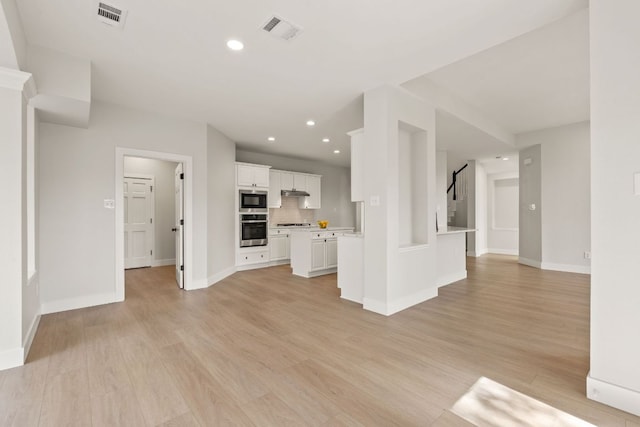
top-left (587, 0), bottom-right (640, 416)
top-left (0, 67), bottom-right (35, 369)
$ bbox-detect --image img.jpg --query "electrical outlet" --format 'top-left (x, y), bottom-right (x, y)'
top-left (584, 251), bottom-right (591, 259)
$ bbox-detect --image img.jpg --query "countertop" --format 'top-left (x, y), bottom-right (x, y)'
top-left (437, 226), bottom-right (476, 235)
top-left (290, 226), bottom-right (355, 232)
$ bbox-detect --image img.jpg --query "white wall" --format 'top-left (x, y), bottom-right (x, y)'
top-left (363, 85), bottom-right (437, 315)
top-left (0, 84), bottom-right (24, 366)
top-left (124, 157), bottom-right (178, 265)
top-left (518, 144), bottom-right (542, 267)
top-left (588, 0), bottom-right (640, 416)
top-left (0, 0), bottom-right (27, 69)
top-left (487, 173), bottom-right (519, 255)
top-left (236, 150), bottom-right (355, 227)
top-left (474, 162), bottom-right (488, 256)
top-left (517, 121), bottom-right (590, 273)
top-left (39, 101), bottom-right (209, 311)
top-left (206, 125), bottom-right (236, 284)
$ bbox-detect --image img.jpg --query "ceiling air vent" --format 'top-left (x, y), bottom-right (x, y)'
top-left (96, 1), bottom-right (128, 28)
top-left (261, 15), bottom-right (303, 41)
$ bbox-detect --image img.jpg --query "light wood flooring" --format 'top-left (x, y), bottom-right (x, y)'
top-left (1, 255), bottom-right (639, 426)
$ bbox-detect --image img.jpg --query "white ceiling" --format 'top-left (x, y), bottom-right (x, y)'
top-left (15, 0), bottom-right (588, 167)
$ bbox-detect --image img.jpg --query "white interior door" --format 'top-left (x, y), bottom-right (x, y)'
top-left (174, 164), bottom-right (184, 289)
top-left (124, 177), bottom-right (154, 269)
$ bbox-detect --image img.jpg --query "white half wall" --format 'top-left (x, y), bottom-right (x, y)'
top-left (588, 0), bottom-right (640, 416)
top-left (363, 85), bottom-right (437, 316)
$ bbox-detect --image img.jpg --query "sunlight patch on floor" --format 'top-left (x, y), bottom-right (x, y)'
top-left (451, 377), bottom-right (595, 427)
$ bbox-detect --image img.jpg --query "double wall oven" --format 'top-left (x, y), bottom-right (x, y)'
top-left (239, 190), bottom-right (268, 247)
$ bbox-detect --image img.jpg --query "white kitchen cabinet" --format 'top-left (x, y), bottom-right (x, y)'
top-left (293, 173), bottom-right (307, 191)
top-left (268, 170), bottom-right (282, 208)
top-left (236, 248), bottom-right (269, 267)
top-left (269, 229), bottom-right (290, 261)
top-left (280, 172), bottom-right (294, 190)
top-left (299, 174), bottom-right (321, 209)
top-left (236, 163), bottom-right (270, 188)
top-left (291, 229), bottom-right (352, 277)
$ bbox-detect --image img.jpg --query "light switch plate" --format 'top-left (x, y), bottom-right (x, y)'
top-left (370, 195), bottom-right (380, 207)
top-left (635, 173), bottom-right (640, 195)
top-left (104, 199), bottom-right (115, 209)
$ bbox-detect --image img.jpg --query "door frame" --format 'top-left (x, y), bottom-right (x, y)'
top-left (115, 147), bottom-right (193, 300)
top-left (123, 173), bottom-right (155, 269)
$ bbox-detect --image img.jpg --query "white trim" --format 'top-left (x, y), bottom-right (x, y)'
top-left (467, 249), bottom-right (487, 257)
top-left (22, 314), bottom-right (41, 362)
top-left (518, 257), bottom-right (542, 269)
top-left (488, 248), bottom-right (519, 256)
top-left (540, 262), bottom-right (591, 275)
top-left (587, 372), bottom-right (640, 417)
top-left (151, 258), bottom-right (176, 267)
top-left (236, 262), bottom-right (271, 272)
top-left (0, 347), bottom-right (24, 371)
top-left (115, 147), bottom-right (194, 299)
top-left (364, 287), bottom-right (439, 316)
top-left (207, 266), bottom-right (237, 286)
top-left (0, 67), bottom-right (33, 92)
top-left (437, 271), bottom-right (467, 287)
top-left (40, 292), bottom-right (119, 315)
top-left (189, 278), bottom-right (208, 290)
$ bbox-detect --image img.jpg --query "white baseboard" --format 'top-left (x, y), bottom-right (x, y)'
top-left (364, 287), bottom-right (438, 316)
top-left (236, 262), bottom-right (271, 272)
top-left (437, 271), bottom-right (467, 287)
top-left (587, 372), bottom-right (640, 417)
top-left (467, 249), bottom-right (487, 258)
top-left (518, 257), bottom-right (542, 269)
top-left (41, 292), bottom-right (119, 315)
top-left (188, 278), bottom-right (209, 290)
top-left (207, 266), bottom-right (237, 287)
top-left (151, 258), bottom-right (175, 267)
top-left (22, 314), bottom-right (40, 362)
top-left (488, 248), bottom-right (519, 256)
top-left (541, 262), bottom-right (591, 275)
top-left (0, 347), bottom-right (24, 371)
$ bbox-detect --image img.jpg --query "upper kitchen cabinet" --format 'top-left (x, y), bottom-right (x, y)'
top-left (236, 162), bottom-right (270, 188)
top-left (268, 170), bottom-right (282, 208)
top-left (299, 174), bottom-right (321, 209)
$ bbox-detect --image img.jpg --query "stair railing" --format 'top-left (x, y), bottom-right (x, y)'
top-left (447, 163), bottom-right (468, 201)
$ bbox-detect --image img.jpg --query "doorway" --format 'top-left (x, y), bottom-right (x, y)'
top-left (115, 148), bottom-right (193, 300)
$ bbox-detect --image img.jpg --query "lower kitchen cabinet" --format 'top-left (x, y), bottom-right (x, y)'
top-left (236, 249), bottom-right (269, 268)
top-left (269, 231), bottom-right (290, 261)
top-left (291, 229), bottom-right (352, 278)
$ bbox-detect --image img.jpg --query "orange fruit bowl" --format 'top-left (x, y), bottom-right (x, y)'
top-left (317, 220), bottom-right (329, 229)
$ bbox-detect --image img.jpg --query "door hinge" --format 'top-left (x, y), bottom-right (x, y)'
top-left (180, 265), bottom-right (184, 271)
top-left (180, 219), bottom-right (184, 225)
top-left (150, 218), bottom-right (152, 224)
top-left (180, 173), bottom-right (184, 180)
top-left (150, 185), bottom-right (153, 192)
top-left (150, 249), bottom-right (153, 255)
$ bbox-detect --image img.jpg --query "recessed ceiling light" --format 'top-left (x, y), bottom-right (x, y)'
top-left (226, 39), bottom-right (244, 51)
top-left (267, 137), bottom-right (275, 142)
top-left (306, 120), bottom-right (315, 126)
top-left (333, 150), bottom-right (340, 154)
top-left (503, 157), bottom-right (509, 161)
top-left (322, 138), bottom-right (330, 143)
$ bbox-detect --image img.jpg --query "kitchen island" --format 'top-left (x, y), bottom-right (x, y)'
top-left (436, 226), bottom-right (475, 286)
top-left (290, 227), bottom-right (354, 278)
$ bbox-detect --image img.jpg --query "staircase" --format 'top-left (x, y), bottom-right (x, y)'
top-left (447, 163), bottom-right (468, 225)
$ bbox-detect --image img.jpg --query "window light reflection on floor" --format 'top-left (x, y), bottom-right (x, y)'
top-left (451, 377), bottom-right (595, 427)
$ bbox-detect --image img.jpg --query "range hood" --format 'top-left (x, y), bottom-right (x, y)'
top-left (281, 189), bottom-right (310, 197)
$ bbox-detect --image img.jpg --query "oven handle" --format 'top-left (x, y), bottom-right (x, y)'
top-left (240, 220), bottom-right (268, 224)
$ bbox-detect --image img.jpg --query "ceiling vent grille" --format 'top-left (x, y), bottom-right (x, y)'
top-left (96, 2), bottom-right (128, 28)
top-left (261, 15), bottom-right (303, 41)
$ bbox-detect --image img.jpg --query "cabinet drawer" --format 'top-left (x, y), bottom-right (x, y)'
top-left (312, 231), bottom-right (328, 239)
top-left (237, 250), bottom-right (269, 266)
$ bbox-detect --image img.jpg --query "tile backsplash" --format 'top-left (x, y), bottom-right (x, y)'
top-left (269, 196), bottom-right (316, 225)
